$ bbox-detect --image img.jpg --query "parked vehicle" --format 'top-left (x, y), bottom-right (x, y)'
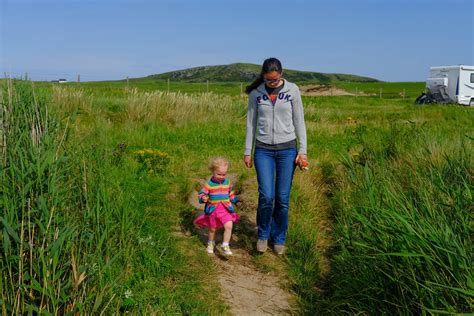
top-left (415, 65), bottom-right (474, 106)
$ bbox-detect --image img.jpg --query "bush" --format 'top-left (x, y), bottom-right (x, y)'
top-left (132, 148), bottom-right (170, 175)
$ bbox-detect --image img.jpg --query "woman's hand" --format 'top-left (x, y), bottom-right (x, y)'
top-left (295, 154), bottom-right (307, 163)
top-left (244, 155), bottom-right (253, 168)
top-left (295, 154), bottom-right (309, 171)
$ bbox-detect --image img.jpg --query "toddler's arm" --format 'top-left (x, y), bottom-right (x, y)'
top-left (229, 183), bottom-right (240, 205)
top-left (198, 184), bottom-right (210, 204)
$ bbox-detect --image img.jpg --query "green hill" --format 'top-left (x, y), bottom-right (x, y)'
top-left (145, 63), bottom-right (379, 84)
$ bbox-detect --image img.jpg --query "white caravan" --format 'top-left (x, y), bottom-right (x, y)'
top-left (421, 65), bottom-right (474, 106)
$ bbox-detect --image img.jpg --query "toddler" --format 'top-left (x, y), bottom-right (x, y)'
top-left (194, 157), bottom-right (241, 256)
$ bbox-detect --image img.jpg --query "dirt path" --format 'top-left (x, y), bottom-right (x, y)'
top-left (186, 175), bottom-right (296, 315)
top-left (299, 84), bottom-right (375, 96)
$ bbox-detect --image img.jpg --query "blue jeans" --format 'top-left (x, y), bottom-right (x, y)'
top-left (254, 147), bottom-right (297, 245)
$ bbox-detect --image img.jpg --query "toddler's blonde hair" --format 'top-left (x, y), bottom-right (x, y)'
top-left (209, 157), bottom-right (230, 172)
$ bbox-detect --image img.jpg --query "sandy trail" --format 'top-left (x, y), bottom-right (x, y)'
top-left (300, 84), bottom-right (375, 96)
top-left (186, 175), bottom-right (295, 315)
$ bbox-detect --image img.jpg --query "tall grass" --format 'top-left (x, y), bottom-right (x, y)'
top-left (292, 121), bottom-right (473, 314)
top-left (50, 84), bottom-right (229, 313)
top-left (0, 81), bottom-right (88, 313)
top-left (0, 81), bottom-right (228, 314)
top-left (334, 127), bottom-right (472, 313)
top-left (124, 88), bottom-right (238, 125)
top-left (0, 80), bottom-right (143, 313)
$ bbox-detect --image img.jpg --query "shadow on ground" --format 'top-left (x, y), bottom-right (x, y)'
top-left (178, 177), bottom-right (259, 258)
top-left (177, 175), bottom-right (296, 315)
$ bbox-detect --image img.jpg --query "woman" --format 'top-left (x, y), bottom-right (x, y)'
top-left (244, 57), bottom-right (307, 255)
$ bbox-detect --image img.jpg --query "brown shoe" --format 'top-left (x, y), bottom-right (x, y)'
top-left (256, 239), bottom-right (268, 252)
top-left (274, 245), bottom-right (285, 255)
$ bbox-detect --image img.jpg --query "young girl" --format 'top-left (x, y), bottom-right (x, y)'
top-left (194, 157), bottom-right (241, 256)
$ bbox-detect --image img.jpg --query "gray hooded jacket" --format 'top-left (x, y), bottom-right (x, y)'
top-left (244, 80), bottom-right (307, 155)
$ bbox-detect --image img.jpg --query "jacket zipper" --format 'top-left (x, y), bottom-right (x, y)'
top-left (266, 89), bottom-right (276, 145)
top-left (272, 100), bottom-right (275, 144)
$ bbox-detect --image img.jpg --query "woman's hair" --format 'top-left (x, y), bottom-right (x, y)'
top-left (209, 157), bottom-right (230, 172)
top-left (245, 57), bottom-right (283, 94)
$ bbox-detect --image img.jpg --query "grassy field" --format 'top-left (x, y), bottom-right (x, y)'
top-left (336, 81), bottom-right (425, 98)
top-left (32, 78), bottom-right (426, 99)
top-left (1, 79), bottom-right (472, 314)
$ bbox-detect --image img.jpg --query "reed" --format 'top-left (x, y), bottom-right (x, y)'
top-left (294, 122), bottom-right (473, 314)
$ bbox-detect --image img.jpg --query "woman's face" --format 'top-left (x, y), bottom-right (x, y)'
top-left (264, 71), bottom-right (283, 88)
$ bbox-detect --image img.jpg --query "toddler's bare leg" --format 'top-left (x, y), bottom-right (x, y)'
top-left (208, 228), bottom-right (216, 242)
top-left (223, 221), bottom-right (233, 244)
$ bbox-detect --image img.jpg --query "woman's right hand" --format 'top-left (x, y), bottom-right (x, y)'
top-left (244, 155), bottom-right (253, 168)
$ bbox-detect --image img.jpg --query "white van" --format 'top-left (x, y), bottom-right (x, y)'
top-left (417, 65), bottom-right (474, 106)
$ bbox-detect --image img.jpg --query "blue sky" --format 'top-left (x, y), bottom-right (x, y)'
top-left (1, 0), bottom-right (472, 82)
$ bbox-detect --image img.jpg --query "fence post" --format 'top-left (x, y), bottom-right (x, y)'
top-left (126, 76), bottom-right (129, 89)
top-left (240, 82), bottom-right (243, 96)
top-left (380, 88), bottom-right (382, 99)
top-left (167, 78), bottom-right (170, 92)
top-left (206, 80), bottom-right (209, 93)
top-left (78, 74), bottom-right (81, 83)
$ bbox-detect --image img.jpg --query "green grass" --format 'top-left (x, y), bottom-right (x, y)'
top-left (0, 81), bottom-right (227, 314)
top-left (289, 120), bottom-right (473, 314)
top-left (6, 79), bottom-right (425, 99)
top-left (1, 78), bottom-right (472, 314)
top-left (25, 79), bottom-right (248, 97)
top-left (335, 81), bottom-right (425, 98)
top-left (329, 140), bottom-right (472, 313)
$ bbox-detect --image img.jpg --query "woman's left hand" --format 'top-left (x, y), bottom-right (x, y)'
top-left (295, 154), bottom-right (307, 164)
top-left (295, 154), bottom-right (309, 171)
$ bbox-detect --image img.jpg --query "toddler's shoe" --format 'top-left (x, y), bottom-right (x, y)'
top-left (206, 242), bottom-right (215, 254)
top-left (220, 244), bottom-right (233, 256)
top-left (256, 239), bottom-right (268, 253)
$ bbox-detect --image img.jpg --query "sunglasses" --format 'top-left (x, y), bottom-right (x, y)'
top-left (264, 77), bottom-right (281, 84)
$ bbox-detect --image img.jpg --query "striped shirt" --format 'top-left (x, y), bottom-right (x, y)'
top-left (198, 177), bottom-right (239, 215)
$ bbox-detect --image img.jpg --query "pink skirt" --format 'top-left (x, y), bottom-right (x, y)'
top-left (194, 203), bottom-right (240, 229)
